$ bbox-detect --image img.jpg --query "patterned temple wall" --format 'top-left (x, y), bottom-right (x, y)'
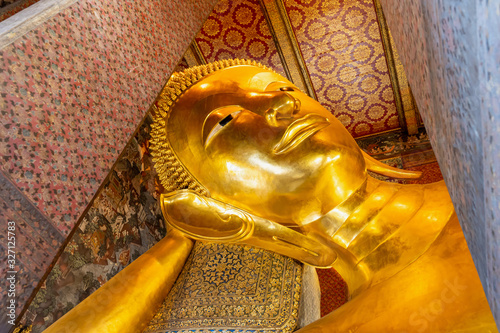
top-left (0, 0), bottom-right (217, 330)
top-left (379, 0), bottom-right (500, 325)
top-left (195, 0), bottom-right (286, 77)
top-left (283, 0), bottom-right (400, 137)
top-left (0, 0), bottom-right (40, 22)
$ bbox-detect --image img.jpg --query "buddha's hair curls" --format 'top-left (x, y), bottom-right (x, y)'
top-left (150, 59), bottom-right (273, 196)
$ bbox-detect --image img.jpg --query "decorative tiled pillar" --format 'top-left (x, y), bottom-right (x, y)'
top-left (0, 0), bottom-right (217, 330)
top-left (380, 0), bottom-right (500, 325)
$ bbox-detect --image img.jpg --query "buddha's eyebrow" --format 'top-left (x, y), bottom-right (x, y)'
top-left (201, 92), bottom-right (249, 111)
top-left (201, 91), bottom-right (275, 117)
top-left (264, 81), bottom-right (299, 91)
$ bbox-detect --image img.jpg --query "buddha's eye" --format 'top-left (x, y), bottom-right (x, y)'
top-left (219, 114), bottom-right (234, 126)
top-left (279, 87), bottom-right (295, 92)
top-left (204, 110), bottom-right (241, 148)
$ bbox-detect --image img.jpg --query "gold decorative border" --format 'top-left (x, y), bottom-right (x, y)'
top-left (184, 40), bottom-right (207, 67)
top-left (373, 0), bottom-right (407, 133)
top-left (259, 0), bottom-right (317, 100)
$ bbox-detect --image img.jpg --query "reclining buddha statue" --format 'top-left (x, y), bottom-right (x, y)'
top-left (44, 60), bottom-right (497, 333)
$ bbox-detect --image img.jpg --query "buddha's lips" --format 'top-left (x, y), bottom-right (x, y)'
top-left (273, 114), bottom-right (330, 155)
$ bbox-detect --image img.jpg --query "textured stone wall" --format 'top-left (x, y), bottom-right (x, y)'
top-left (379, 0), bottom-right (500, 325)
top-left (0, 0), bottom-right (217, 330)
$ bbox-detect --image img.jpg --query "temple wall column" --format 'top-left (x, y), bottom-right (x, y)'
top-left (0, 0), bottom-right (217, 330)
top-left (379, 0), bottom-right (500, 325)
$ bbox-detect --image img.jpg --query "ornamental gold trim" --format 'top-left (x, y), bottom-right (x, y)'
top-left (373, 0), bottom-right (407, 133)
top-left (260, 0), bottom-right (317, 100)
top-left (184, 40), bottom-right (207, 67)
top-left (374, 0), bottom-right (420, 135)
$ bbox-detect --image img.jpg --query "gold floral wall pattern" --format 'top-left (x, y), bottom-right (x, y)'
top-left (283, 0), bottom-right (400, 137)
top-left (195, 0), bottom-right (286, 77)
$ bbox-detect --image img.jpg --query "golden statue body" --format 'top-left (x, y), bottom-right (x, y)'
top-left (45, 60), bottom-right (497, 332)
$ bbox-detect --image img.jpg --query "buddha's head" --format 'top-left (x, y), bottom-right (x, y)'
top-left (151, 60), bottom-right (368, 225)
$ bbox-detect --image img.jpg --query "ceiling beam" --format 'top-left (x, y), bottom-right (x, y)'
top-left (374, 0), bottom-right (420, 135)
top-left (259, 0), bottom-right (317, 100)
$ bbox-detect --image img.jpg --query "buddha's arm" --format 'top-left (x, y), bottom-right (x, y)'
top-left (44, 230), bottom-right (193, 333)
top-left (160, 190), bottom-right (337, 268)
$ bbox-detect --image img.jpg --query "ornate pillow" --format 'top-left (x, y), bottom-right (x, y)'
top-left (143, 242), bottom-right (303, 333)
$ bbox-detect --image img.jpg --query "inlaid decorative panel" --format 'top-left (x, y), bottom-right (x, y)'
top-left (356, 128), bottom-right (433, 160)
top-left (195, 0), bottom-right (286, 77)
top-left (144, 242), bottom-right (302, 333)
top-left (283, 0), bottom-right (400, 137)
top-left (356, 128), bottom-right (443, 185)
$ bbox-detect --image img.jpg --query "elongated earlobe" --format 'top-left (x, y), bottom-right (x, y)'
top-left (362, 151), bottom-right (422, 179)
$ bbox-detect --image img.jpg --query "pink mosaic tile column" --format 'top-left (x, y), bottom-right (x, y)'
top-left (0, 0), bottom-right (217, 329)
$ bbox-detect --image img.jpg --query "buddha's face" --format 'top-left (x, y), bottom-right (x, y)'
top-left (167, 65), bottom-right (366, 225)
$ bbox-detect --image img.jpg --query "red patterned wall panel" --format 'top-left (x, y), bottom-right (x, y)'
top-left (317, 268), bottom-right (348, 317)
top-left (0, 0), bottom-right (217, 327)
top-left (284, 0), bottom-right (400, 137)
top-left (407, 162), bottom-right (444, 185)
top-left (195, 0), bottom-right (286, 77)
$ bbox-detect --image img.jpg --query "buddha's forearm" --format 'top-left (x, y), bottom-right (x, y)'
top-left (44, 230), bottom-right (193, 333)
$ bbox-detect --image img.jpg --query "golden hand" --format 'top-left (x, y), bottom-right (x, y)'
top-left (160, 190), bottom-right (337, 268)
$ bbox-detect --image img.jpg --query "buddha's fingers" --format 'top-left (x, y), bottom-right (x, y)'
top-left (296, 217), bottom-right (498, 333)
top-left (161, 190), bottom-right (337, 267)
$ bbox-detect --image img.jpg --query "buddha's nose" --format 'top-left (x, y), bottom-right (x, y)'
top-left (265, 92), bottom-right (301, 125)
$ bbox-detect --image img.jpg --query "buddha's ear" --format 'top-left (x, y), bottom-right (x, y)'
top-left (362, 150), bottom-right (422, 179)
